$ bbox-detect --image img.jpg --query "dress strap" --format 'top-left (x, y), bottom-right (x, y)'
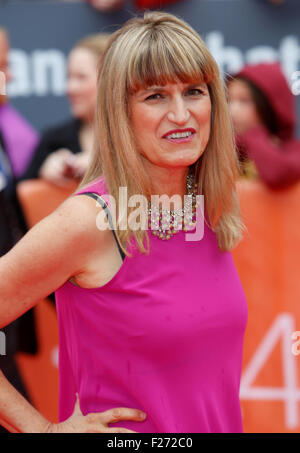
top-left (77, 191), bottom-right (126, 262)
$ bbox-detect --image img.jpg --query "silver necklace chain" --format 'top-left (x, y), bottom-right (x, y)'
top-left (148, 174), bottom-right (197, 240)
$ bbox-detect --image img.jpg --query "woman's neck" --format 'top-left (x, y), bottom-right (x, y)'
top-left (143, 161), bottom-right (190, 199)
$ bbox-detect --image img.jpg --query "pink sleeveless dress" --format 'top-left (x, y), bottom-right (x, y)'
top-left (55, 177), bottom-right (248, 433)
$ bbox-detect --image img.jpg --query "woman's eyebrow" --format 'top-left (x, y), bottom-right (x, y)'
top-left (137, 86), bottom-right (164, 96)
top-left (187, 82), bottom-right (207, 90)
top-left (136, 82), bottom-right (208, 97)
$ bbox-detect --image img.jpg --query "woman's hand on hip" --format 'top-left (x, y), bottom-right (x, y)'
top-left (44, 394), bottom-right (146, 433)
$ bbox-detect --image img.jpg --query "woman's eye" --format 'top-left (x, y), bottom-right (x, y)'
top-left (187, 88), bottom-right (204, 96)
top-left (145, 93), bottom-right (163, 101)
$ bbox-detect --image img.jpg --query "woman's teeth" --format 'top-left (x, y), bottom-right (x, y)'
top-left (165, 131), bottom-right (193, 139)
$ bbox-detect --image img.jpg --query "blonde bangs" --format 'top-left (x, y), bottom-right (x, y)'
top-left (123, 26), bottom-right (215, 93)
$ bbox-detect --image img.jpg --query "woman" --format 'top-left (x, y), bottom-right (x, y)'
top-left (0, 12), bottom-right (247, 433)
top-left (227, 62), bottom-right (300, 187)
top-left (22, 33), bottom-right (111, 186)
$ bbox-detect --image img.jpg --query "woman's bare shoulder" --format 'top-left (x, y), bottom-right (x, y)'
top-left (54, 192), bottom-right (105, 236)
top-left (45, 192), bottom-right (115, 264)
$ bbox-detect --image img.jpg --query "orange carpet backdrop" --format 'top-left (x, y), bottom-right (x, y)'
top-left (233, 179), bottom-right (300, 433)
top-left (15, 178), bottom-right (300, 431)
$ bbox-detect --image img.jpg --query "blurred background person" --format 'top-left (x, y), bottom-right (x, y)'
top-left (0, 28), bottom-right (38, 432)
top-left (0, 28), bottom-right (39, 180)
top-left (22, 33), bottom-right (111, 187)
top-left (227, 62), bottom-right (300, 188)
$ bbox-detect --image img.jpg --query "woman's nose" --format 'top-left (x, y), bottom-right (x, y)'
top-left (167, 97), bottom-right (190, 124)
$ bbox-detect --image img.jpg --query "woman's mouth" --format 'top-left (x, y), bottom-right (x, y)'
top-left (163, 128), bottom-right (196, 143)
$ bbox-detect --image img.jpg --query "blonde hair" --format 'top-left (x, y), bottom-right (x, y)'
top-left (81, 11), bottom-right (244, 254)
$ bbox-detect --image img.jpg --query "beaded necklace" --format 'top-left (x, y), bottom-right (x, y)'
top-left (148, 174), bottom-right (198, 240)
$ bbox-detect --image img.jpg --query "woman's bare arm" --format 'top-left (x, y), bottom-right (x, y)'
top-left (0, 194), bottom-right (127, 433)
top-left (0, 370), bottom-right (51, 433)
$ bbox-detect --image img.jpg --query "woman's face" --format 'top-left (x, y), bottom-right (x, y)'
top-left (0, 32), bottom-right (11, 84)
top-left (129, 81), bottom-right (212, 170)
top-left (66, 47), bottom-right (99, 123)
top-left (0, 31), bottom-right (11, 105)
top-left (228, 79), bottom-right (262, 135)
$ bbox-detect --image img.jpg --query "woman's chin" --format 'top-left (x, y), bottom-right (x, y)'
top-left (159, 160), bottom-right (198, 170)
top-left (69, 105), bottom-right (87, 121)
top-left (164, 154), bottom-right (202, 168)
top-left (141, 149), bottom-right (203, 170)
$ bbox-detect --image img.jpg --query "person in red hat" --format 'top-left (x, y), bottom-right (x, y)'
top-left (227, 62), bottom-right (300, 188)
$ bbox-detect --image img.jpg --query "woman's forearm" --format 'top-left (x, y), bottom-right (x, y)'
top-left (0, 369), bottom-right (51, 433)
